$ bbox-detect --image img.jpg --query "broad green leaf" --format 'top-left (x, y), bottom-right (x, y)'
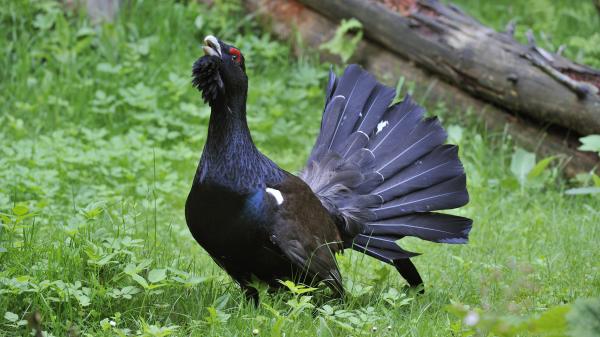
top-left (15, 275), bottom-right (29, 282)
top-left (130, 274), bottom-right (149, 289)
top-left (527, 156), bottom-right (555, 179)
top-left (148, 269), bottom-right (166, 283)
top-left (123, 263), bottom-right (136, 275)
top-left (578, 135), bottom-right (600, 153)
top-left (33, 12), bottom-right (56, 31)
top-left (12, 204), bottom-right (28, 216)
top-left (565, 187), bottom-right (600, 195)
top-left (77, 294), bottom-right (91, 307)
top-left (96, 63), bottom-right (122, 74)
top-left (0, 214), bottom-right (10, 224)
top-left (320, 18), bottom-right (363, 63)
top-left (4, 311), bottom-right (18, 322)
top-left (278, 280), bottom-right (318, 295)
top-left (511, 148), bottom-right (536, 185)
top-left (96, 252), bottom-right (117, 266)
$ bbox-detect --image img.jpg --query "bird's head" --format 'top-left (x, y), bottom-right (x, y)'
top-left (192, 35), bottom-right (247, 106)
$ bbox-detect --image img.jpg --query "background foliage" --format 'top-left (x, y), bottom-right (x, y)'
top-left (1, 0), bottom-right (598, 336)
top-left (447, 0), bottom-right (600, 68)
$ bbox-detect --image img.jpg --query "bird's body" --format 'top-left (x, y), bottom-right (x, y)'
top-left (185, 35), bottom-right (472, 302)
top-left (186, 174), bottom-right (344, 297)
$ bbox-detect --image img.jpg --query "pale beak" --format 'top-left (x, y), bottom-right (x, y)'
top-left (203, 35), bottom-right (222, 58)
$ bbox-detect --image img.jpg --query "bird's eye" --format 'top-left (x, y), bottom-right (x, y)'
top-left (229, 47), bottom-right (242, 64)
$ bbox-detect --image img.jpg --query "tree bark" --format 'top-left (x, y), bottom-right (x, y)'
top-left (241, 0), bottom-right (599, 175)
top-left (296, 0), bottom-right (600, 136)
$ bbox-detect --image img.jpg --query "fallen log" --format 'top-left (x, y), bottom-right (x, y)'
top-left (297, 0), bottom-right (600, 136)
top-left (241, 0), bottom-right (598, 175)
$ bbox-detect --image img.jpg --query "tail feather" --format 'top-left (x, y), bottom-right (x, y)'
top-left (355, 85), bottom-right (396, 135)
top-left (365, 213), bottom-right (472, 244)
top-left (393, 259), bottom-right (424, 288)
top-left (353, 244), bottom-right (418, 261)
top-left (354, 234), bottom-right (405, 251)
top-left (369, 97), bottom-right (425, 154)
top-left (324, 67), bottom-right (339, 107)
top-left (374, 117), bottom-right (447, 178)
top-left (372, 145), bottom-right (464, 202)
top-left (373, 174), bottom-right (469, 219)
top-left (330, 71), bottom-right (379, 154)
top-left (312, 95), bottom-right (347, 160)
top-left (353, 235), bottom-right (419, 259)
top-left (356, 172), bottom-right (385, 195)
top-left (325, 66), bottom-right (371, 153)
top-left (341, 131), bottom-right (370, 159)
top-left (347, 148), bottom-right (376, 169)
top-left (300, 64), bottom-right (472, 289)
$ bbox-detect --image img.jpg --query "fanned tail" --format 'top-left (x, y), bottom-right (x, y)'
top-left (300, 65), bottom-right (471, 288)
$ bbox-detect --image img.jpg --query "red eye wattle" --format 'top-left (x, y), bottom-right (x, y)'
top-left (229, 47), bottom-right (242, 63)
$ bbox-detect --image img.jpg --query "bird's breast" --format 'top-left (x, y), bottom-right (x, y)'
top-left (185, 184), bottom-right (273, 253)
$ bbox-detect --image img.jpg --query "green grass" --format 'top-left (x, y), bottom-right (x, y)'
top-left (1, 1), bottom-right (599, 336)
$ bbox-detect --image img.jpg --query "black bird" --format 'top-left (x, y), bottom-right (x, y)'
top-left (185, 35), bottom-right (472, 302)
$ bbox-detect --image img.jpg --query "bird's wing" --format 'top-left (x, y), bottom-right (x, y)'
top-left (267, 174), bottom-right (345, 296)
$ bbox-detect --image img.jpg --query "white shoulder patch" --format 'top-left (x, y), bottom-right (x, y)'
top-left (266, 188), bottom-right (284, 205)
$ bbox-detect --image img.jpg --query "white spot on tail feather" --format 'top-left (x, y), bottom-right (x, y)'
top-left (376, 120), bottom-right (389, 134)
top-left (266, 188), bottom-right (284, 205)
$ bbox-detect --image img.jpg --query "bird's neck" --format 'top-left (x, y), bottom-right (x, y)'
top-left (196, 93), bottom-right (283, 193)
top-left (205, 93), bottom-right (254, 154)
